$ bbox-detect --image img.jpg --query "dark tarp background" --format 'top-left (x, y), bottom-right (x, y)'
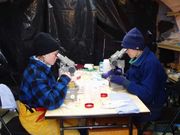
top-left (0, 0), bottom-right (33, 86)
top-left (0, 0), bottom-right (161, 86)
top-left (22, 0), bottom-right (128, 64)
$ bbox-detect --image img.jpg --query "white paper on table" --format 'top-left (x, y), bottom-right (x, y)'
top-left (107, 93), bottom-right (140, 113)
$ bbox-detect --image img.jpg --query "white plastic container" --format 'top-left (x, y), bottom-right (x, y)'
top-left (102, 59), bottom-right (111, 73)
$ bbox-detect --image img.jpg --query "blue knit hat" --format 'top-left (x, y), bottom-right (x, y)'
top-left (122, 27), bottom-right (145, 50)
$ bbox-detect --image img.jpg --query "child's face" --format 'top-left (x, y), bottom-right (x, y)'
top-left (43, 50), bottom-right (58, 65)
top-left (126, 49), bottom-right (140, 59)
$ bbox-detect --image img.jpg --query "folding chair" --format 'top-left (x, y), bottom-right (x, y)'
top-left (162, 80), bottom-right (180, 135)
top-left (0, 84), bottom-right (29, 135)
top-left (0, 49), bottom-right (18, 86)
top-left (162, 107), bottom-right (180, 135)
top-left (153, 81), bottom-right (180, 135)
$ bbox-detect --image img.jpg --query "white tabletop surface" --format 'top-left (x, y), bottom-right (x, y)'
top-left (45, 70), bottom-right (150, 118)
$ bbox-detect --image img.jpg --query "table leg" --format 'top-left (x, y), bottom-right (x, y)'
top-left (129, 116), bottom-right (133, 135)
top-left (60, 119), bottom-right (64, 135)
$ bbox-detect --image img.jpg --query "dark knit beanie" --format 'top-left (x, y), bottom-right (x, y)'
top-left (122, 27), bottom-right (145, 50)
top-left (33, 32), bottom-right (60, 56)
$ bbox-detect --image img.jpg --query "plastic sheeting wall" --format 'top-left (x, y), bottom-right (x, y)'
top-left (0, 0), bottom-right (159, 84)
top-left (51, 0), bottom-right (96, 64)
top-left (21, 0), bottom-right (128, 64)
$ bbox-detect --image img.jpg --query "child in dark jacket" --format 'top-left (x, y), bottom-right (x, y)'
top-left (103, 27), bottom-right (167, 126)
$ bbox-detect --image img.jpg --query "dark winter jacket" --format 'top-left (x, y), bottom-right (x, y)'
top-left (126, 47), bottom-right (167, 122)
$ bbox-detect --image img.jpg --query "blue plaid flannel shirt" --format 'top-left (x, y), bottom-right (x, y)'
top-left (19, 57), bottom-right (70, 110)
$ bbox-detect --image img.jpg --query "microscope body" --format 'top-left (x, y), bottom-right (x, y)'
top-left (57, 53), bottom-right (76, 76)
top-left (57, 53), bottom-right (79, 101)
top-left (109, 48), bottom-right (127, 74)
